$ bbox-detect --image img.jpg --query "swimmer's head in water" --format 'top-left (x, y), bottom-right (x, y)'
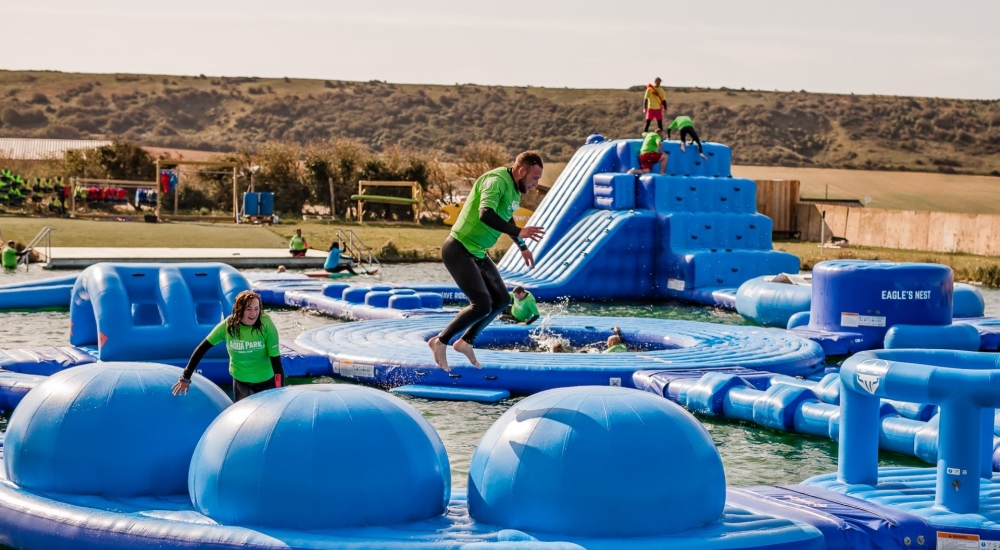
top-left (607, 335), bottom-right (622, 348)
top-left (227, 290), bottom-right (264, 337)
top-left (277, 265), bottom-right (286, 273)
top-left (512, 151), bottom-right (543, 194)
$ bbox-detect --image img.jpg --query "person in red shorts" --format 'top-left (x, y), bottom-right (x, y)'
top-left (642, 77), bottom-right (667, 132)
top-left (628, 129), bottom-right (667, 175)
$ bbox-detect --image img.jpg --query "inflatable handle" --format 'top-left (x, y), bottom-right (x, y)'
top-left (274, 374), bottom-right (282, 388)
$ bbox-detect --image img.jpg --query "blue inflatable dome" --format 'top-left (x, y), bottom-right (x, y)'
top-left (4, 362), bottom-right (230, 497)
top-left (468, 386), bottom-right (726, 537)
top-left (189, 385), bottom-right (450, 530)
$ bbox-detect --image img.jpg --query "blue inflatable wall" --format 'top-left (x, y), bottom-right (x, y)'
top-left (69, 263), bottom-right (250, 361)
top-left (496, 139), bottom-right (799, 304)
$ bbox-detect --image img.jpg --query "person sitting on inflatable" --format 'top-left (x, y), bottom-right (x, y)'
top-left (503, 285), bottom-right (539, 325)
top-left (288, 229), bottom-right (309, 257)
top-left (172, 290), bottom-right (285, 401)
top-left (603, 334), bottom-right (627, 353)
top-left (2, 240), bottom-right (23, 270)
top-left (325, 242), bottom-right (358, 275)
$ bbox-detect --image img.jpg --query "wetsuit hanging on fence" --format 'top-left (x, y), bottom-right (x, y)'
top-left (428, 152), bottom-right (546, 371)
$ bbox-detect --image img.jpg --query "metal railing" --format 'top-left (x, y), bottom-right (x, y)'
top-left (335, 228), bottom-right (381, 274)
top-left (18, 226), bottom-right (54, 270)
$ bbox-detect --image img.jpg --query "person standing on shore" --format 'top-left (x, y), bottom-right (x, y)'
top-left (643, 77), bottom-right (667, 132)
top-left (428, 151), bottom-right (546, 371)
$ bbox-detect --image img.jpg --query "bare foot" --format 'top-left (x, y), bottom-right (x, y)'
top-left (680, 142), bottom-right (686, 153)
top-left (452, 339), bottom-right (482, 368)
top-left (700, 153), bottom-right (708, 161)
top-left (428, 337), bottom-right (450, 371)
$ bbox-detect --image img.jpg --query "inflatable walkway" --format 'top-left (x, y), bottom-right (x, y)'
top-left (1, 364), bottom-right (960, 550)
top-left (634, 367), bottom-right (1000, 471)
top-left (0, 274), bottom-right (77, 311)
top-left (495, 138), bottom-right (799, 305)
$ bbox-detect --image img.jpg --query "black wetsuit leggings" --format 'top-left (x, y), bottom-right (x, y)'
top-left (679, 127), bottom-right (703, 154)
top-left (437, 236), bottom-right (510, 345)
top-left (233, 376), bottom-right (276, 401)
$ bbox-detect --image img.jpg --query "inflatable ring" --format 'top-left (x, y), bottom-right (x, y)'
top-left (294, 316), bottom-right (826, 394)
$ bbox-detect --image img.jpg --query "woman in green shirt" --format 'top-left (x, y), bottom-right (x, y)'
top-left (172, 290), bottom-right (285, 401)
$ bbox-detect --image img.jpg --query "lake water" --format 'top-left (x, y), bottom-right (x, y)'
top-left (3, 263), bottom-right (999, 488)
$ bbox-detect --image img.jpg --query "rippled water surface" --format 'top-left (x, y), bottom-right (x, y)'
top-left (2, 264), bottom-right (998, 488)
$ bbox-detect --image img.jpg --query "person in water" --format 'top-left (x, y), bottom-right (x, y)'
top-left (628, 129), bottom-right (667, 175)
top-left (325, 242), bottom-right (358, 275)
top-left (604, 334), bottom-right (627, 353)
top-left (288, 229), bottom-right (309, 257)
top-left (643, 77), bottom-right (667, 132)
top-left (428, 151), bottom-right (546, 371)
top-left (503, 285), bottom-right (540, 325)
top-left (667, 116), bottom-right (709, 160)
top-left (172, 290), bottom-right (285, 401)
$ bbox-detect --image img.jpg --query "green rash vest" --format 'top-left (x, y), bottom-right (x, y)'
top-left (451, 167), bottom-right (521, 259)
top-left (603, 343), bottom-right (628, 354)
top-left (289, 235), bottom-right (307, 251)
top-left (668, 116), bottom-right (694, 132)
top-left (207, 313), bottom-right (281, 384)
top-left (1, 247), bottom-right (17, 269)
top-left (508, 291), bottom-right (539, 322)
top-left (640, 132), bottom-right (662, 155)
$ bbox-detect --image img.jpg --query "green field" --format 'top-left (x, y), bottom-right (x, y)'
top-left (2, 216), bottom-right (997, 285)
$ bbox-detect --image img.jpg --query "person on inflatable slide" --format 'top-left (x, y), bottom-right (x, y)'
top-left (289, 228), bottom-right (309, 257)
top-left (668, 115), bottom-right (709, 161)
top-left (428, 151), bottom-right (546, 371)
top-left (643, 77), bottom-right (667, 132)
top-left (172, 290), bottom-right (285, 401)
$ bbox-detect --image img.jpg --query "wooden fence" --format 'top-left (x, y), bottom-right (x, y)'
top-left (797, 204), bottom-right (1000, 256)
top-left (755, 180), bottom-right (800, 238)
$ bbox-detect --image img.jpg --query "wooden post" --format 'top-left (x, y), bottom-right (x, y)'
top-left (329, 176), bottom-right (336, 220)
top-left (357, 180), bottom-right (363, 223)
top-left (154, 160), bottom-right (161, 220)
top-left (69, 176), bottom-right (76, 218)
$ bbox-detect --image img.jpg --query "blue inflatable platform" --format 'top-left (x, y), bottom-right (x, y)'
top-left (787, 261), bottom-right (985, 355)
top-left (293, 316), bottom-right (825, 394)
top-left (0, 274), bottom-right (77, 311)
top-left (1, 365), bottom-right (932, 550)
top-left (489, 139), bottom-right (799, 306)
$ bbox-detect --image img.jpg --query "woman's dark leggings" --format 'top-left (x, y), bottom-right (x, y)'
top-left (233, 377), bottom-right (276, 401)
top-left (437, 236), bottom-right (510, 345)
top-left (679, 127), bottom-right (703, 154)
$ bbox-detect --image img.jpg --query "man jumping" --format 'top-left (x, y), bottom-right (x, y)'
top-left (428, 151), bottom-right (546, 371)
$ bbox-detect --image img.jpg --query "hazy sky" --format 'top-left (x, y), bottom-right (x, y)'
top-left (2, 0), bottom-right (997, 99)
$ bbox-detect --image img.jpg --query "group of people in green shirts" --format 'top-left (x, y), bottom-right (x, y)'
top-left (633, 77), bottom-right (709, 176)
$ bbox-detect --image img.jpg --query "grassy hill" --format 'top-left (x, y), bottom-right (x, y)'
top-left (1, 70), bottom-right (999, 176)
